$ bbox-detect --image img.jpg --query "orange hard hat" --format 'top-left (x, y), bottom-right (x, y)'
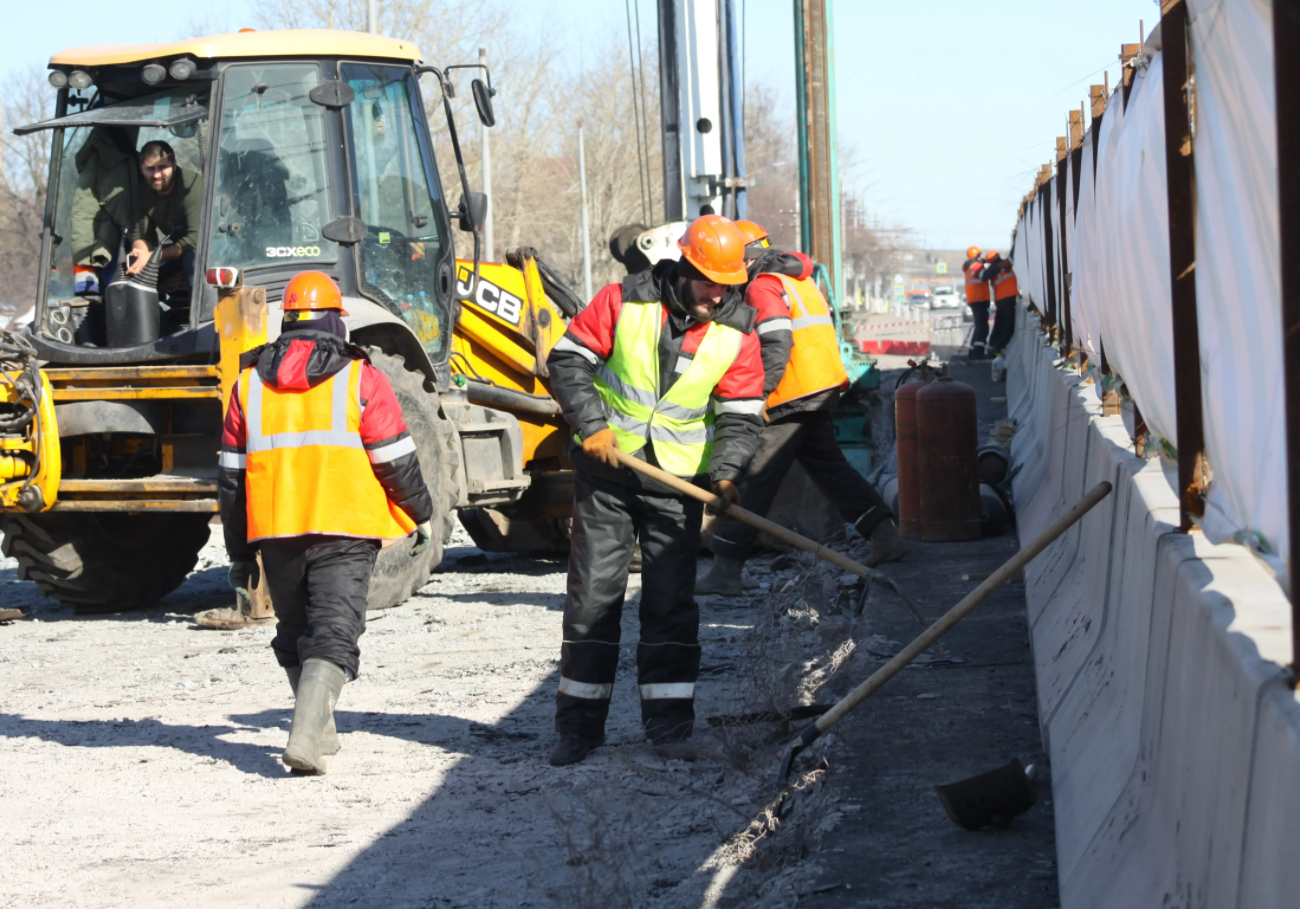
top-left (985, 250), bottom-right (1000, 260)
top-left (282, 271), bottom-right (347, 315)
top-left (735, 219), bottom-right (770, 248)
top-left (676, 215), bottom-right (748, 285)
top-left (966, 246), bottom-right (982, 259)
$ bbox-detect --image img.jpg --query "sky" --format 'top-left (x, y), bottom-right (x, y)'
top-left (1, 0), bottom-right (1159, 251)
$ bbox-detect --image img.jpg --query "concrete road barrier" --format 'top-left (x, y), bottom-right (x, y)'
top-left (1006, 304), bottom-right (1300, 909)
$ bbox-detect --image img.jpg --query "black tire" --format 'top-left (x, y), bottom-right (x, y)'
top-left (0, 512), bottom-right (211, 614)
top-left (364, 349), bottom-right (459, 610)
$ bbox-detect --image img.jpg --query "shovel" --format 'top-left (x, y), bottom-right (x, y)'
top-left (935, 759), bottom-right (1039, 830)
top-left (777, 480), bottom-right (1113, 782)
top-left (610, 448), bottom-right (922, 610)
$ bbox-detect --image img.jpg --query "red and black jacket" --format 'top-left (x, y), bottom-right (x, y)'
top-left (547, 259), bottom-right (765, 488)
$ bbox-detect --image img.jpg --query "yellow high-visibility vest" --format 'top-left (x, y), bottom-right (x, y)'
top-left (583, 301), bottom-right (748, 477)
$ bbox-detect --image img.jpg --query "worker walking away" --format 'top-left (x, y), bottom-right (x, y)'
top-left (546, 215), bottom-right (765, 766)
top-left (218, 271), bottom-right (433, 775)
top-left (697, 221), bottom-right (909, 597)
top-left (963, 245), bottom-right (992, 359)
top-left (979, 251), bottom-right (1018, 356)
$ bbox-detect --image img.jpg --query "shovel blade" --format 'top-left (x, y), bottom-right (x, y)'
top-left (934, 758), bottom-right (1037, 830)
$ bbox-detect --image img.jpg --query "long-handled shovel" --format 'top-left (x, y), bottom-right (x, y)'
top-left (776, 480), bottom-right (1113, 781)
top-left (610, 449), bottom-right (921, 614)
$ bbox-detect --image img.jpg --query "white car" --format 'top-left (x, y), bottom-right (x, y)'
top-left (931, 286), bottom-right (961, 310)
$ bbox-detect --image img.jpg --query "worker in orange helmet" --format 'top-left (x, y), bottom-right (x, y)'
top-left (978, 250), bottom-right (1019, 356)
top-left (544, 215), bottom-right (765, 765)
top-left (963, 245), bottom-right (992, 359)
top-left (698, 221), bottom-right (908, 596)
top-left (218, 271), bottom-right (434, 775)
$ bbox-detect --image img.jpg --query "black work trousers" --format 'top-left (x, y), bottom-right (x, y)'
top-left (969, 301), bottom-right (991, 349)
top-left (556, 470), bottom-right (704, 744)
top-left (988, 296), bottom-right (1016, 353)
top-left (261, 536), bottom-right (380, 678)
top-left (710, 408), bottom-right (892, 562)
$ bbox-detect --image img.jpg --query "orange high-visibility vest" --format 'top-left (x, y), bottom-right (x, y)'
top-left (992, 267), bottom-right (1019, 300)
top-left (766, 273), bottom-right (849, 409)
top-left (964, 261), bottom-right (991, 303)
top-left (238, 361), bottom-right (417, 543)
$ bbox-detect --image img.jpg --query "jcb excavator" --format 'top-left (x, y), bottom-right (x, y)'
top-left (0, 29), bottom-right (582, 617)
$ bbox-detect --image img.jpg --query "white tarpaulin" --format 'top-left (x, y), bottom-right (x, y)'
top-left (1091, 57), bottom-right (1179, 446)
top-left (1189, 0), bottom-right (1286, 568)
top-left (1071, 131), bottom-right (1101, 356)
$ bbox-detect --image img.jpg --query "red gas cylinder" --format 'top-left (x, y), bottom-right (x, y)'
top-left (916, 376), bottom-right (981, 542)
top-left (894, 378), bottom-right (929, 538)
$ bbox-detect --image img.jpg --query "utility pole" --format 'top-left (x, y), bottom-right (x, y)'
top-left (367, 0), bottom-right (377, 34)
top-left (795, 0), bottom-right (842, 304)
top-left (577, 124), bottom-right (594, 302)
top-left (479, 47), bottom-right (494, 262)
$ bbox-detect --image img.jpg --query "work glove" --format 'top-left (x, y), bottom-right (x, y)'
top-left (582, 427), bottom-right (621, 468)
top-left (412, 521), bottom-right (433, 556)
top-left (707, 479), bottom-right (741, 515)
top-left (228, 560), bottom-right (260, 600)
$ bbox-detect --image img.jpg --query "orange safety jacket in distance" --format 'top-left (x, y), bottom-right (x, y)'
top-left (236, 360), bottom-right (418, 544)
top-left (964, 260), bottom-right (991, 304)
top-left (766, 273), bottom-right (849, 410)
top-left (992, 267), bottom-right (1019, 301)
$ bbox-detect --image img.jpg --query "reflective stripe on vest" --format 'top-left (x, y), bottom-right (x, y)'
top-left (964, 263), bottom-right (991, 303)
top-left (766, 274), bottom-right (849, 409)
top-left (583, 300), bottom-right (742, 477)
top-left (993, 269), bottom-right (1019, 299)
top-left (239, 361), bottom-right (417, 543)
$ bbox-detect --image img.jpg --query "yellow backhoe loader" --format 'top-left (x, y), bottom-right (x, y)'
top-left (0, 29), bottom-right (581, 617)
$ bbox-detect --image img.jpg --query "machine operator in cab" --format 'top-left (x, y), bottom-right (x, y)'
top-left (217, 272), bottom-right (434, 775)
top-left (545, 215), bottom-right (765, 766)
top-left (697, 220), bottom-right (909, 597)
top-left (125, 140), bottom-right (201, 290)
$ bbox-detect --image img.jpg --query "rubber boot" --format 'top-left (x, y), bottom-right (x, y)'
top-left (695, 555), bottom-right (745, 596)
top-left (283, 658), bottom-right (346, 775)
top-left (866, 518), bottom-right (911, 567)
top-left (548, 734), bottom-right (604, 767)
top-left (286, 666), bottom-right (340, 756)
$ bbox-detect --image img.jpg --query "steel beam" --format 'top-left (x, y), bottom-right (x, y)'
top-left (1160, 0), bottom-right (1207, 531)
top-left (1274, 0), bottom-right (1300, 671)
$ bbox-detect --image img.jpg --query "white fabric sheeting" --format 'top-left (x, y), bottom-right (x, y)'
top-left (1071, 132), bottom-right (1101, 356)
top-left (1090, 57), bottom-right (1180, 445)
top-left (1189, 0), bottom-right (1286, 567)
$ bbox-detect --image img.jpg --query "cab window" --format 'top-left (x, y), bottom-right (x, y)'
top-left (209, 63), bottom-right (337, 272)
top-left (341, 62), bottom-right (451, 357)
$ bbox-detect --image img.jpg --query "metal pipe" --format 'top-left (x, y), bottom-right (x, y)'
top-left (577, 124), bottom-right (593, 303)
top-left (464, 381), bottom-right (561, 416)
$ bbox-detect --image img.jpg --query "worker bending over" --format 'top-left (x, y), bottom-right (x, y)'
top-left (963, 245), bottom-right (992, 359)
top-left (218, 272), bottom-right (433, 775)
top-left (697, 221), bottom-right (908, 596)
top-left (546, 215), bottom-right (765, 766)
top-left (978, 251), bottom-right (1018, 356)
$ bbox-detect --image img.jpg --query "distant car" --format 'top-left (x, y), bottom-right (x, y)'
top-left (931, 286), bottom-right (960, 310)
top-left (905, 291), bottom-right (933, 310)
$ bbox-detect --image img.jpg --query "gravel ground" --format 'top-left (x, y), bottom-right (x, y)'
top-left (1, 521), bottom-right (870, 908)
top-left (0, 356), bottom-right (1056, 907)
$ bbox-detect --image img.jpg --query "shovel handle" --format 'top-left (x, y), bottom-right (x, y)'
top-left (611, 448), bottom-right (877, 581)
top-left (813, 480), bottom-right (1113, 735)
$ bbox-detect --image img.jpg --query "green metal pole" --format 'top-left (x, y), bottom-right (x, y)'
top-left (794, 0), bottom-right (812, 256)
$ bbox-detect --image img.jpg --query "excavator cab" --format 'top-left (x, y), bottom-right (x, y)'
top-left (20, 33), bottom-right (463, 368)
